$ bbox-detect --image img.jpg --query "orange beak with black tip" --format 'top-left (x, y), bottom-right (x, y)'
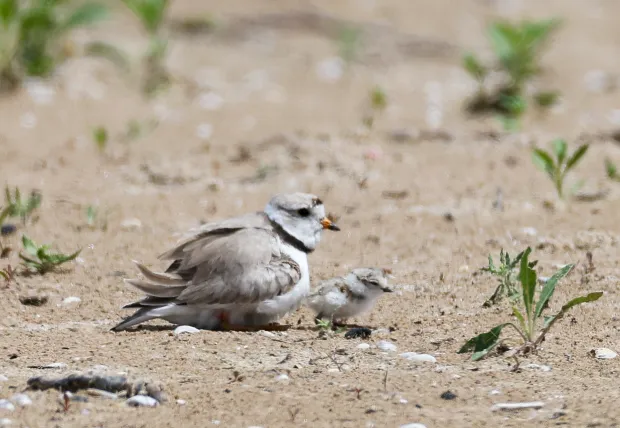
top-left (321, 217), bottom-right (340, 231)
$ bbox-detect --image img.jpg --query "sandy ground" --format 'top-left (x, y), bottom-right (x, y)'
top-left (1, 0), bottom-right (620, 426)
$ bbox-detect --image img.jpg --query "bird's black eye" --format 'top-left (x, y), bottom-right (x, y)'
top-left (297, 208), bottom-right (311, 217)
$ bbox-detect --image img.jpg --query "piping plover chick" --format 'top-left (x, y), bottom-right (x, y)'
top-left (306, 267), bottom-right (393, 325)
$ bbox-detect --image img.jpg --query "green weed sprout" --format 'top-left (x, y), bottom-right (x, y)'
top-left (122, 0), bottom-right (170, 96)
top-left (338, 25), bottom-right (361, 64)
top-left (532, 139), bottom-right (589, 199)
top-left (5, 186), bottom-right (41, 224)
top-left (19, 235), bottom-right (80, 274)
top-left (605, 158), bottom-right (620, 182)
top-left (0, 0), bottom-right (109, 92)
top-left (463, 18), bottom-right (561, 130)
top-left (93, 126), bottom-right (108, 153)
top-left (459, 247), bottom-right (603, 361)
top-left (482, 249), bottom-right (536, 307)
top-left (362, 86), bottom-right (387, 130)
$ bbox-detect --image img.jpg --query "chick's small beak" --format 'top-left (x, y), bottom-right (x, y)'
top-left (381, 286), bottom-right (394, 293)
top-left (321, 217), bottom-right (340, 231)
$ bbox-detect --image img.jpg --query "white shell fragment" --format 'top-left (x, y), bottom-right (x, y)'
top-left (491, 401), bottom-right (545, 411)
top-left (10, 394), bottom-right (32, 407)
top-left (400, 352), bottom-right (437, 363)
top-left (0, 400), bottom-right (14, 411)
top-left (376, 340), bottom-right (397, 352)
top-left (591, 348), bottom-right (617, 359)
top-left (173, 325), bottom-right (200, 336)
top-left (400, 424), bottom-right (427, 428)
top-left (125, 395), bottom-right (159, 407)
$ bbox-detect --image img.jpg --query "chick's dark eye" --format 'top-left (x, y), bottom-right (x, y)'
top-left (297, 208), bottom-right (311, 217)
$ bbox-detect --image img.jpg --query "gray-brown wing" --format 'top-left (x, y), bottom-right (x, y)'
top-left (174, 228), bottom-right (301, 305)
top-left (158, 212), bottom-right (271, 262)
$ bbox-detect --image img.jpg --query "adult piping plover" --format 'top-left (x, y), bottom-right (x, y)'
top-left (111, 193), bottom-right (340, 331)
top-left (306, 267), bottom-right (393, 325)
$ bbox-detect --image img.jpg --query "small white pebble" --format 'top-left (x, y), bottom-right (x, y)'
top-left (24, 80), bottom-right (55, 105)
top-left (198, 92), bottom-right (224, 110)
top-left (0, 400), bottom-right (14, 411)
top-left (275, 374), bottom-right (289, 382)
top-left (490, 389), bottom-right (501, 395)
top-left (20, 113), bottom-right (37, 129)
top-left (521, 227), bottom-right (538, 236)
top-left (356, 343), bottom-right (370, 350)
top-left (259, 331), bottom-right (276, 338)
top-left (525, 363), bottom-right (552, 372)
top-left (61, 296), bottom-right (81, 306)
top-left (327, 368), bottom-right (341, 373)
top-left (399, 398), bottom-right (408, 404)
top-left (376, 340), bottom-right (397, 352)
top-left (176, 399), bottom-right (186, 405)
top-left (400, 424), bottom-right (427, 428)
top-left (173, 325), bottom-right (200, 336)
top-left (316, 57), bottom-right (344, 83)
top-left (211, 420), bottom-right (221, 425)
top-left (10, 394), bottom-right (31, 407)
top-left (42, 363), bottom-right (67, 369)
top-left (81, 409), bottom-right (90, 416)
top-left (400, 352), bottom-right (437, 363)
top-left (0, 375), bottom-right (7, 382)
top-left (121, 218), bottom-right (142, 231)
top-left (196, 123), bottom-right (213, 140)
top-left (592, 348), bottom-right (617, 359)
top-left (125, 395), bottom-right (159, 407)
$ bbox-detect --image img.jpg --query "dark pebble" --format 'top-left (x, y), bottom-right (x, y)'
top-left (1, 224), bottom-right (16, 236)
top-left (344, 327), bottom-right (372, 339)
top-left (440, 390), bottom-right (457, 400)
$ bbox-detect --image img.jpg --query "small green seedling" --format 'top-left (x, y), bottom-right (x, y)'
top-left (0, 264), bottom-right (15, 284)
top-left (338, 25), bottom-right (362, 64)
top-left (0, 0), bottom-right (110, 92)
top-left (532, 139), bottom-right (589, 199)
top-left (19, 235), bottom-right (81, 274)
top-left (463, 18), bottom-right (561, 130)
top-left (123, 0), bottom-right (170, 96)
top-left (93, 126), bottom-right (108, 152)
top-left (86, 205), bottom-right (97, 226)
top-left (605, 158), bottom-right (620, 182)
top-left (482, 249), bottom-right (537, 307)
top-left (459, 247), bottom-right (603, 361)
top-left (5, 186), bottom-right (41, 224)
top-left (362, 86), bottom-right (388, 130)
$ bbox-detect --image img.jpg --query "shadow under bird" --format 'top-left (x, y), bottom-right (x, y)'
top-left (306, 267), bottom-right (393, 325)
top-left (112, 193), bottom-right (340, 332)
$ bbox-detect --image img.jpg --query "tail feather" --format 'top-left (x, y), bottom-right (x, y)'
top-left (133, 260), bottom-right (184, 285)
top-left (124, 279), bottom-right (185, 298)
top-left (122, 296), bottom-right (176, 309)
top-left (111, 307), bottom-right (157, 332)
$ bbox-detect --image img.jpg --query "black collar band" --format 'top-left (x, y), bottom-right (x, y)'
top-left (267, 217), bottom-right (314, 254)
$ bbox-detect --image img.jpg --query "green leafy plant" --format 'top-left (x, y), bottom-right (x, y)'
top-left (5, 186), bottom-right (41, 224)
top-left (481, 249), bottom-right (537, 307)
top-left (0, 0), bottom-right (110, 92)
top-left (362, 86), bottom-right (387, 130)
top-left (19, 235), bottom-right (80, 274)
top-left (122, 0), bottom-right (170, 96)
top-left (86, 205), bottom-right (97, 226)
top-left (532, 139), bottom-right (589, 199)
top-left (463, 18), bottom-right (561, 130)
top-left (459, 247), bottom-right (603, 361)
top-left (605, 158), bottom-right (620, 182)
